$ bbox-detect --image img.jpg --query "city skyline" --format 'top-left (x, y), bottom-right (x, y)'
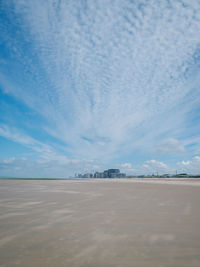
top-left (0, 1), bottom-right (200, 178)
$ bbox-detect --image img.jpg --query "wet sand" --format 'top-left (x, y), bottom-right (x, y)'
top-left (0, 179), bottom-right (200, 267)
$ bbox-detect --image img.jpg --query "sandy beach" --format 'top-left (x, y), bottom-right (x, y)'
top-left (0, 178), bottom-right (200, 267)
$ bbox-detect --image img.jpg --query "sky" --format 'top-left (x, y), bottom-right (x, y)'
top-left (0, 0), bottom-right (200, 178)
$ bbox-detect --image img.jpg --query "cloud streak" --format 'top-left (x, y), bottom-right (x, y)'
top-left (0, 0), bottom-right (200, 175)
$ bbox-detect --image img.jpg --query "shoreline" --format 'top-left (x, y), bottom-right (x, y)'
top-left (1, 177), bottom-right (200, 186)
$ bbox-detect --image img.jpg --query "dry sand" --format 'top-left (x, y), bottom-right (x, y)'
top-left (0, 178), bottom-right (200, 267)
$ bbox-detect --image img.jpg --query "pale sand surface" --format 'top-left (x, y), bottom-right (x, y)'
top-left (0, 179), bottom-right (200, 267)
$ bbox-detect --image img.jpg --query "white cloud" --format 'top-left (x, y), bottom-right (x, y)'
top-left (0, 157), bottom-right (100, 178)
top-left (0, 0), bottom-right (200, 164)
top-left (0, 124), bottom-right (36, 146)
top-left (120, 163), bottom-right (132, 169)
top-left (117, 162), bottom-right (135, 175)
top-left (3, 157), bottom-right (17, 164)
top-left (0, 124), bottom-right (69, 163)
top-left (178, 156), bottom-right (200, 174)
top-left (156, 138), bottom-right (185, 154)
top-left (142, 160), bottom-right (172, 174)
top-left (0, 124), bottom-right (101, 177)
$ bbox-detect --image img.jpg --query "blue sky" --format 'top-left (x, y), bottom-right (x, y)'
top-left (0, 0), bottom-right (200, 178)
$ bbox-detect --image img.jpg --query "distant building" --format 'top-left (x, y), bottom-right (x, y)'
top-left (118, 173), bottom-right (126, 178)
top-left (109, 169), bottom-right (119, 178)
top-left (94, 172), bottom-right (100, 178)
top-left (103, 170), bottom-right (109, 178)
top-left (103, 169), bottom-right (124, 178)
top-left (78, 168), bottom-right (126, 179)
top-left (83, 173), bottom-right (93, 178)
top-left (100, 172), bottom-right (104, 178)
